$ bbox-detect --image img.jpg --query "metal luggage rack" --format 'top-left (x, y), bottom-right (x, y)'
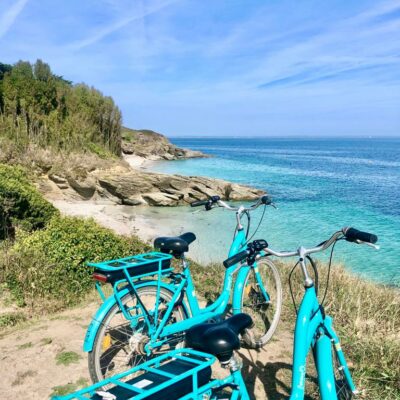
top-left (88, 252), bottom-right (173, 277)
top-left (87, 252), bottom-right (174, 321)
top-left (52, 349), bottom-right (215, 400)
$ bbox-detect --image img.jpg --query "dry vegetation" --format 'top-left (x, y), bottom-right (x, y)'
top-left (190, 259), bottom-right (400, 399)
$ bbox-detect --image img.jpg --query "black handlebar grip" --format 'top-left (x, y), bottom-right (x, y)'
top-left (261, 195), bottom-right (272, 205)
top-left (190, 200), bottom-right (209, 207)
top-left (210, 195), bottom-right (221, 203)
top-left (344, 228), bottom-right (378, 244)
top-left (223, 250), bottom-right (249, 269)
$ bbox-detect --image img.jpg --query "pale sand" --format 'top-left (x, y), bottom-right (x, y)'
top-left (123, 154), bottom-right (157, 171)
top-left (51, 200), bottom-right (179, 244)
top-left (50, 199), bottom-right (218, 264)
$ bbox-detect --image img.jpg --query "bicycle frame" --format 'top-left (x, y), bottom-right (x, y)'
top-left (84, 211), bottom-right (268, 353)
top-left (290, 284), bottom-right (356, 400)
top-left (53, 348), bottom-right (250, 400)
top-left (261, 232), bottom-right (364, 400)
top-left (148, 227), bottom-right (250, 345)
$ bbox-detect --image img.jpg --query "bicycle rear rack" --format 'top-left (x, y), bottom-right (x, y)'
top-left (52, 349), bottom-right (215, 400)
top-left (88, 252), bottom-right (174, 321)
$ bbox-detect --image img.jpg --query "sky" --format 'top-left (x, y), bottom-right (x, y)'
top-left (0, 0), bottom-right (399, 137)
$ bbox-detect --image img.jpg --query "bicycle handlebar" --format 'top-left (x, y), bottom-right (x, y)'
top-left (263, 227), bottom-right (378, 260)
top-left (190, 199), bottom-right (210, 207)
top-left (223, 239), bottom-right (268, 268)
top-left (222, 225), bottom-right (378, 271)
top-left (223, 250), bottom-right (249, 268)
top-left (190, 194), bottom-right (273, 213)
top-left (343, 227), bottom-right (378, 244)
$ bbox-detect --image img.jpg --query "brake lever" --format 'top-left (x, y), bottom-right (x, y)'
top-left (355, 239), bottom-right (380, 250)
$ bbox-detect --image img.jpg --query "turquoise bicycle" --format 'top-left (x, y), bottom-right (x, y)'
top-left (223, 226), bottom-right (379, 399)
top-left (53, 313), bottom-right (254, 400)
top-left (84, 196), bottom-right (282, 382)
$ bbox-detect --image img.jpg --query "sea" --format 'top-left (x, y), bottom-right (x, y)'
top-left (141, 137), bottom-right (400, 286)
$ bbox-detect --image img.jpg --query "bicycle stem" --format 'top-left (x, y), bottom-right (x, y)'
top-left (298, 246), bottom-right (314, 287)
top-left (235, 206), bottom-right (245, 230)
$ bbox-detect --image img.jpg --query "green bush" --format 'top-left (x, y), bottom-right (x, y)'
top-left (0, 163), bottom-right (58, 239)
top-left (2, 215), bottom-right (149, 310)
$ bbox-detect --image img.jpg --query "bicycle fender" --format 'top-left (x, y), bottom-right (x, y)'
top-left (83, 280), bottom-right (186, 352)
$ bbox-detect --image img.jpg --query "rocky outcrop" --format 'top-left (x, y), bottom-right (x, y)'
top-left (35, 127), bottom-right (264, 207)
top-left (121, 127), bottom-right (207, 160)
top-left (42, 164), bottom-right (264, 206)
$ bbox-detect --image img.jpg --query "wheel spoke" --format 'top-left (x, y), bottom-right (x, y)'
top-left (89, 287), bottom-right (186, 382)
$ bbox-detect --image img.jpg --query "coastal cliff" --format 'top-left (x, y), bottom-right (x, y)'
top-left (0, 59), bottom-right (262, 206)
top-left (41, 162), bottom-right (263, 206)
top-left (121, 127), bottom-right (206, 160)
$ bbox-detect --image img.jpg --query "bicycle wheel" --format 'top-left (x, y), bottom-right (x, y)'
top-left (240, 258), bottom-right (282, 348)
top-left (88, 285), bottom-right (186, 383)
top-left (333, 347), bottom-right (354, 399)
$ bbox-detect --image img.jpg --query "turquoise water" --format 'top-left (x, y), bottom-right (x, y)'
top-left (147, 138), bottom-right (400, 285)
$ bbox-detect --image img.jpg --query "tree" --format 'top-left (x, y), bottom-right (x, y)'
top-left (33, 59), bottom-right (51, 82)
top-left (0, 59), bottom-right (122, 155)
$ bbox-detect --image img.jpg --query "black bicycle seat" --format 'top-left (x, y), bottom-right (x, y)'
top-left (154, 232), bottom-right (196, 257)
top-left (185, 313), bottom-right (253, 362)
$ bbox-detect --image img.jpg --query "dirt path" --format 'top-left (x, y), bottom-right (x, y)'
top-left (1, 299), bottom-right (299, 399)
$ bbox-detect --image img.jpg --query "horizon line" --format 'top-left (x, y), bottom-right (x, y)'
top-left (166, 134), bottom-right (400, 139)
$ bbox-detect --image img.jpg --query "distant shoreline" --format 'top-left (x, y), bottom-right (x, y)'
top-left (167, 135), bottom-right (400, 140)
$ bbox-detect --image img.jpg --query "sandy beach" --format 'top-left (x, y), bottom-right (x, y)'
top-left (51, 200), bottom-right (178, 243)
top-left (47, 154), bottom-right (220, 264)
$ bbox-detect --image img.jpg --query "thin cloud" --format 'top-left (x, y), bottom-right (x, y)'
top-left (0, 0), bottom-right (29, 40)
top-left (69, 0), bottom-right (177, 51)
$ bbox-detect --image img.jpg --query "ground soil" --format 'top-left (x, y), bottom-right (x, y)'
top-left (0, 298), bottom-right (306, 399)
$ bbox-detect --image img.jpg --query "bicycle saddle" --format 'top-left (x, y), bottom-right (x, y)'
top-left (185, 313), bottom-right (253, 363)
top-left (154, 232), bottom-right (196, 257)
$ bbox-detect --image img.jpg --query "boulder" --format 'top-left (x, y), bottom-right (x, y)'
top-left (143, 192), bottom-right (180, 206)
top-left (49, 174), bottom-right (67, 184)
top-left (67, 176), bottom-right (96, 199)
top-left (41, 157), bottom-right (264, 206)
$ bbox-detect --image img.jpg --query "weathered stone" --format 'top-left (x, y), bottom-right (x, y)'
top-left (143, 192), bottom-right (180, 206)
top-left (121, 141), bottom-right (134, 154)
top-left (67, 176), bottom-right (96, 199)
top-left (56, 183), bottom-right (70, 190)
top-left (121, 128), bottom-right (208, 160)
top-left (122, 197), bottom-right (146, 206)
top-left (161, 188), bottom-right (185, 199)
top-left (49, 174), bottom-right (67, 184)
top-left (41, 153), bottom-right (264, 206)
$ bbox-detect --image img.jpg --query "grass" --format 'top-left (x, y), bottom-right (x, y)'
top-left (11, 370), bottom-right (37, 386)
top-left (55, 351), bottom-right (82, 366)
top-left (189, 258), bottom-right (400, 399)
top-left (0, 252), bottom-right (398, 398)
top-left (40, 337), bottom-right (53, 345)
top-left (51, 378), bottom-right (88, 396)
top-left (17, 341), bottom-right (33, 350)
top-left (0, 312), bottom-right (26, 328)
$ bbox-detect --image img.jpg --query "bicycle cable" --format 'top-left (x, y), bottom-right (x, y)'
top-left (288, 260), bottom-right (301, 314)
top-left (320, 235), bottom-right (343, 308)
top-left (246, 204), bottom-right (266, 244)
top-left (245, 210), bottom-right (251, 239)
top-left (306, 255), bottom-right (319, 295)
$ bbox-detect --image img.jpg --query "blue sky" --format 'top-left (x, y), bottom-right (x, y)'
top-left (0, 0), bottom-right (399, 137)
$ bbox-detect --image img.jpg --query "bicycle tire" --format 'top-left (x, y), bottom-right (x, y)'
top-left (88, 285), bottom-right (186, 383)
top-left (333, 345), bottom-right (354, 399)
top-left (240, 258), bottom-right (282, 348)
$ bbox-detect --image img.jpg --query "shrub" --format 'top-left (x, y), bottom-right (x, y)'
top-left (0, 163), bottom-right (57, 239)
top-left (1, 215), bottom-right (149, 310)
